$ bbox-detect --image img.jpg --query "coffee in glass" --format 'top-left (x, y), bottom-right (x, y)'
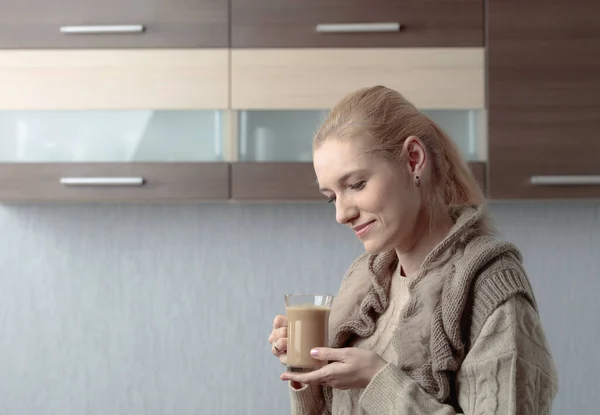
top-left (285, 294), bottom-right (334, 373)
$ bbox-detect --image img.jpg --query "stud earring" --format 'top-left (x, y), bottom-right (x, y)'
top-left (414, 175), bottom-right (421, 187)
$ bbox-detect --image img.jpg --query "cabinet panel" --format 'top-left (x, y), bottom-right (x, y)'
top-left (0, 0), bottom-right (228, 48)
top-left (0, 50), bottom-right (229, 110)
top-left (488, 0), bottom-right (600, 199)
top-left (231, 48), bottom-right (485, 110)
top-left (231, 162), bottom-right (486, 200)
top-left (231, 0), bottom-right (483, 48)
top-left (0, 110), bottom-right (224, 162)
top-left (231, 162), bottom-right (321, 200)
top-left (0, 163), bottom-right (230, 202)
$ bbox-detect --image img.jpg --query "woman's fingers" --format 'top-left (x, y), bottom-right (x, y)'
top-left (272, 338), bottom-right (288, 355)
top-left (269, 326), bottom-right (287, 344)
top-left (273, 315), bottom-right (288, 329)
top-left (270, 315), bottom-right (289, 365)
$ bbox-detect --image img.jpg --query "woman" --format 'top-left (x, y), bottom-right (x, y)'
top-left (268, 86), bottom-right (558, 414)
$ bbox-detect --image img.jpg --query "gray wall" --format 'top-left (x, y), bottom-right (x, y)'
top-left (0, 202), bottom-right (597, 414)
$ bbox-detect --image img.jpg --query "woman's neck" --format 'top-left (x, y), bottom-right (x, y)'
top-left (396, 208), bottom-right (454, 278)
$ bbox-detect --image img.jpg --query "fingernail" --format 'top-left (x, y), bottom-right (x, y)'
top-left (310, 349), bottom-right (318, 357)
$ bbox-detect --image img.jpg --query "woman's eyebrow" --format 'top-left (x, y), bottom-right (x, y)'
top-left (318, 169), bottom-right (368, 192)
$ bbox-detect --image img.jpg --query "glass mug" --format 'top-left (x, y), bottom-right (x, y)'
top-left (284, 294), bottom-right (334, 373)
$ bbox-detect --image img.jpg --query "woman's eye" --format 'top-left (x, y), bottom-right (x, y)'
top-left (350, 180), bottom-right (366, 190)
top-left (327, 195), bottom-right (336, 204)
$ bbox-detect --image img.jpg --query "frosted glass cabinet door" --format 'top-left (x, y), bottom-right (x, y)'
top-left (0, 110), bottom-right (224, 162)
top-left (238, 110), bottom-right (327, 162)
top-left (0, 110), bottom-right (230, 202)
top-left (231, 109), bottom-right (487, 200)
top-left (237, 109), bottom-right (486, 162)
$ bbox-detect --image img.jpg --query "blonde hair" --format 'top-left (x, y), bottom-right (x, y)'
top-left (314, 85), bottom-right (485, 212)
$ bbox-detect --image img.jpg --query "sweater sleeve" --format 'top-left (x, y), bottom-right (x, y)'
top-left (359, 295), bottom-right (558, 414)
top-left (289, 383), bottom-right (329, 415)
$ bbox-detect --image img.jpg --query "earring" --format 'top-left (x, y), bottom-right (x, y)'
top-left (414, 175), bottom-right (421, 187)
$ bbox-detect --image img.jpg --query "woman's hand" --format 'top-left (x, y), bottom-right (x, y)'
top-left (280, 347), bottom-right (387, 390)
top-left (268, 315), bottom-right (288, 365)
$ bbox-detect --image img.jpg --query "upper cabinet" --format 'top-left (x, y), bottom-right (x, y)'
top-left (0, 0), bottom-right (229, 48)
top-left (488, 0), bottom-right (600, 199)
top-left (231, 0), bottom-right (484, 48)
top-left (0, 0), bottom-right (231, 202)
top-left (229, 0), bottom-right (488, 201)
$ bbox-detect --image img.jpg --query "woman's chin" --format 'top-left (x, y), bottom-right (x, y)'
top-left (362, 238), bottom-right (392, 255)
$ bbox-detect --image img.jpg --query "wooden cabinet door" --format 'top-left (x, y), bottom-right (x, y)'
top-left (0, 0), bottom-right (228, 48)
top-left (231, 0), bottom-right (483, 48)
top-left (488, 0), bottom-right (600, 199)
top-left (0, 163), bottom-right (231, 203)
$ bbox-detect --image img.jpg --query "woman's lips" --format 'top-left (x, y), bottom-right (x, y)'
top-left (353, 221), bottom-right (375, 238)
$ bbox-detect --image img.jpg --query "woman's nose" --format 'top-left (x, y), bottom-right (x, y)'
top-left (335, 197), bottom-right (359, 225)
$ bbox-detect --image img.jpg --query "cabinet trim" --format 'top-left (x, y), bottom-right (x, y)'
top-left (0, 50), bottom-right (229, 110)
top-left (231, 48), bottom-right (485, 110)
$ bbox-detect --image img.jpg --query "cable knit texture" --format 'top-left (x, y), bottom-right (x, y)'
top-left (288, 204), bottom-right (558, 414)
top-left (333, 274), bottom-right (412, 411)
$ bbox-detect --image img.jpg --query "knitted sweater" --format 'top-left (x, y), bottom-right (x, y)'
top-left (289, 205), bottom-right (558, 414)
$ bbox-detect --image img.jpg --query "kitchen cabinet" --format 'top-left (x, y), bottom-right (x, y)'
top-left (0, 0), bottom-right (492, 203)
top-left (230, 110), bottom-right (487, 200)
top-left (0, 110), bottom-right (230, 202)
top-left (231, 0), bottom-right (483, 48)
top-left (229, 0), bottom-right (487, 201)
top-left (488, 0), bottom-right (600, 199)
top-left (0, 0), bottom-right (228, 48)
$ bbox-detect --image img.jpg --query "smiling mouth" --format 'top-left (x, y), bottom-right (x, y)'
top-left (353, 221), bottom-right (375, 238)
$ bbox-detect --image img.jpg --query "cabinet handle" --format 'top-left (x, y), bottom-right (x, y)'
top-left (530, 175), bottom-right (600, 186)
top-left (60, 177), bottom-right (145, 186)
top-left (59, 25), bottom-right (145, 35)
top-left (315, 22), bottom-right (400, 34)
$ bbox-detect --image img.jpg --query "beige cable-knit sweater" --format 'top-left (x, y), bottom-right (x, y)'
top-left (289, 205), bottom-right (558, 414)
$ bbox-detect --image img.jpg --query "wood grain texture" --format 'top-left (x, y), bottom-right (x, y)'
top-left (230, 161), bottom-right (486, 200)
top-left (231, 0), bottom-right (483, 48)
top-left (231, 162), bottom-right (322, 200)
top-left (0, 50), bottom-right (229, 110)
top-left (488, 0), bottom-right (600, 199)
top-left (0, 163), bottom-right (230, 202)
top-left (0, 0), bottom-right (228, 48)
top-left (231, 48), bottom-right (485, 109)
top-left (469, 161), bottom-right (487, 195)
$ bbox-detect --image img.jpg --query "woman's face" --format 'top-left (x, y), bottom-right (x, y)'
top-left (314, 138), bottom-right (425, 254)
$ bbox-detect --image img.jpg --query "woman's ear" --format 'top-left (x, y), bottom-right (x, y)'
top-left (402, 136), bottom-right (427, 177)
